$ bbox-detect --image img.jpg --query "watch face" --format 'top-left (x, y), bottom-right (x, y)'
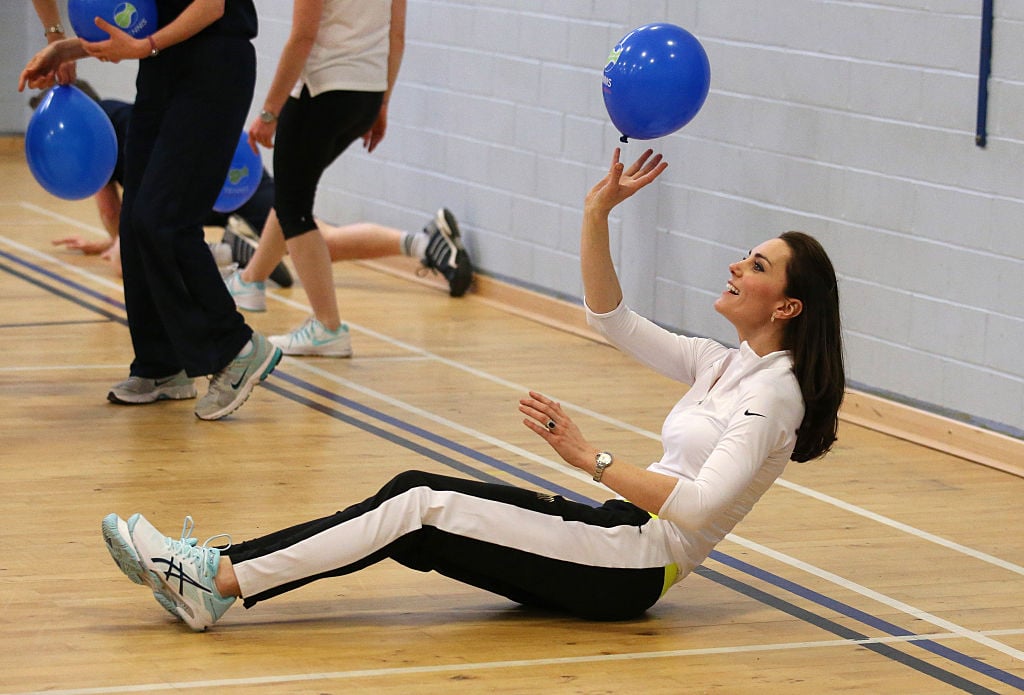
top-left (596, 452), bottom-right (612, 466)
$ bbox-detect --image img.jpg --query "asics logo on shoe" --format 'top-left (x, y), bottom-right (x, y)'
top-left (152, 556), bottom-right (212, 595)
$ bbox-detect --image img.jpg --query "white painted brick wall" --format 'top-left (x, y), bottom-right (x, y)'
top-left (11, 1), bottom-right (1020, 437)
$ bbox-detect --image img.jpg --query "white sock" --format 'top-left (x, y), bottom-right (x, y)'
top-left (405, 231), bottom-right (428, 260)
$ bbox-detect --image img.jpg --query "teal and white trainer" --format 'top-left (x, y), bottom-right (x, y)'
top-left (269, 316), bottom-right (352, 357)
top-left (194, 332), bottom-right (282, 421)
top-left (107, 371), bottom-right (196, 405)
top-left (224, 267), bottom-right (267, 312)
top-left (102, 513), bottom-right (184, 620)
top-left (126, 513), bottom-right (235, 631)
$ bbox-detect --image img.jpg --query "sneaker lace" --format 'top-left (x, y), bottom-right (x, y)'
top-left (206, 337), bottom-right (257, 389)
top-left (288, 316), bottom-right (318, 344)
top-left (170, 515), bottom-right (232, 561)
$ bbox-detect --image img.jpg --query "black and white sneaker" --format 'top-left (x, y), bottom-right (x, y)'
top-left (222, 215), bottom-right (294, 288)
top-left (420, 208), bottom-right (473, 297)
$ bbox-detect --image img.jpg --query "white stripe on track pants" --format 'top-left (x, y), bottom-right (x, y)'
top-left (226, 470), bottom-right (678, 620)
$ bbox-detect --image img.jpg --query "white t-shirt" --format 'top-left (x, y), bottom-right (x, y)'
top-left (296, 0), bottom-right (391, 97)
top-left (586, 300), bottom-right (804, 576)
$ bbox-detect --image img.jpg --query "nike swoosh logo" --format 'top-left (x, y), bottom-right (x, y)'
top-left (744, 409), bottom-right (766, 418)
top-left (154, 376), bottom-right (178, 386)
top-left (231, 367), bottom-right (250, 389)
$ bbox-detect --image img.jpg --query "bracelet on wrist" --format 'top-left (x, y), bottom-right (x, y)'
top-left (147, 35), bottom-right (160, 57)
top-left (45, 24), bottom-right (64, 37)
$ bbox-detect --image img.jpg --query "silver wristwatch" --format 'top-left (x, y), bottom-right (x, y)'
top-left (593, 451), bottom-right (614, 482)
top-left (259, 110), bottom-right (278, 123)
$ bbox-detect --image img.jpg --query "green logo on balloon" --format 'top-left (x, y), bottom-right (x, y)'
top-left (605, 46), bottom-right (623, 70)
top-left (227, 166), bottom-right (251, 185)
top-left (113, 3), bottom-right (138, 30)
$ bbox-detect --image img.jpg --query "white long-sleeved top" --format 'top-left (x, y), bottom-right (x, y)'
top-left (586, 300), bottom-right (804, 577)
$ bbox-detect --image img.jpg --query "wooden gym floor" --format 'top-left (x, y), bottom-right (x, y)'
top-left (1, 143), bottom-right (1022, 694)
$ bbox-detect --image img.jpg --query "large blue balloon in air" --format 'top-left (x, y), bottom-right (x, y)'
top-left (25, 84), bottom-right (117, 200)
top-left (213, 132), bottom-right (263, 213)
top-left (602, 23), bottom-right (711, 141)
top-left (68, 0), bottom-right (157, 42)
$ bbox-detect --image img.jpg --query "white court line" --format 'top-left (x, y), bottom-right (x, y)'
top-left (284, 358), bottom-right (597, 486)
top-left (7, 205), bottom-right (1024, 664)
top-left (0, 364), bottom-right (123, 373)
top-left (6, 628), bottom-right (1023, 695)
top-left (726, 535), bottom-right (1024, 662)
top-left (16, 201), bottom-right (110, 237)
top-left (771, 477), bottom-right (1024, 576)
top-left (0, 225), bottom-right (124, 295)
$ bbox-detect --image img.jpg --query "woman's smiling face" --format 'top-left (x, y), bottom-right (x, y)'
top-left (713, 238), bottom-right (793, 331)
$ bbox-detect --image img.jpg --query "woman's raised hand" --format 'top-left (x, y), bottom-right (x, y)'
top-left (584, 147), bottom-right (668, 216)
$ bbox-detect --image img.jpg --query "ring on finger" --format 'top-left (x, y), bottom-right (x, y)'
top-left (546, 419), bottom-right (556, 430)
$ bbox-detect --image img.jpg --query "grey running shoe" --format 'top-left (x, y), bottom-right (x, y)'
top-left (194, 332), bottom-right (282, 420)
top-left (420, 208), bottom-right (473, 297)
top-left (108, 371), bottom-right (196, 405)
top-left (269, 316), bottom-right (352, 357)
top-left (223, 216), bottom-right (294, 288)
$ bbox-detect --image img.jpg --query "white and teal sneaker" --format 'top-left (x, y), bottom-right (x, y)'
top-left (105, 513), bottom-right (236, 631)
top-left (102, 513), bottom-right (183, 621)
top-left (224, 267), bottom-right (267, 312)
top-left (269, 316), bottom-right (352, 357)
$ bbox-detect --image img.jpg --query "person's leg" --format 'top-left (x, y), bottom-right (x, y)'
top-left (270, 88), bottom-right (382, 327)
top-left (321, 221), bottom-right (405, 260)
top-left (225, 470), bottom-right (673, 620)
top-left (285, 230), bottom-right (340, 327)
top-left (239, 209), bottom-right (288, 283)
top-left (104, 471), bottom-right (673, 630)
top-left (125, 36), bottom-right (255, 377)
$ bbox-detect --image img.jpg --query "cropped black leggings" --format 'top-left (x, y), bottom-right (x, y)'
top-left (273, 86), bottom-right (383, 240)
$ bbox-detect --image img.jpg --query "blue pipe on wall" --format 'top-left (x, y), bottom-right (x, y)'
top-left (976, 0), bottom-right (994, 148)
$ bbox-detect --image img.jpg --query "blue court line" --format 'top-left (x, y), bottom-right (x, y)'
top-left (0, 256), bottom-right (126, 326)
top-left (711, 551), bottom-right (1024, 691)
top-left (0, 248), bottom-right (127, 315)
top-left (272, 371), bottom-right (594, 505)
top-left (695, 565), bottom-right (1004, 695)
top-left (4, 247), bottom-right (1021, 692)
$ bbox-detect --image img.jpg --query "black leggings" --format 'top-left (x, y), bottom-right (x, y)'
top-left (273, 87), bottom-right (383, 240)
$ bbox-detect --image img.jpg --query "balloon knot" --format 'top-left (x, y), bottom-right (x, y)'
top-left (619, 135), bottom-right (629, 143)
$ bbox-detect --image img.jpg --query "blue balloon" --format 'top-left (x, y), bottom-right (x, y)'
top-left (68, 0), bottom-right (157, 42)
top-left (213, 133), bottom-right (263, 214)
top-left (25, 85), bottom-right (117, 200)
top-left (602, 23), bottom-right (711, 141)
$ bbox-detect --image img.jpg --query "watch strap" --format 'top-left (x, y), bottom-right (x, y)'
top-left (593, 451), bottom-right (614, 483)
